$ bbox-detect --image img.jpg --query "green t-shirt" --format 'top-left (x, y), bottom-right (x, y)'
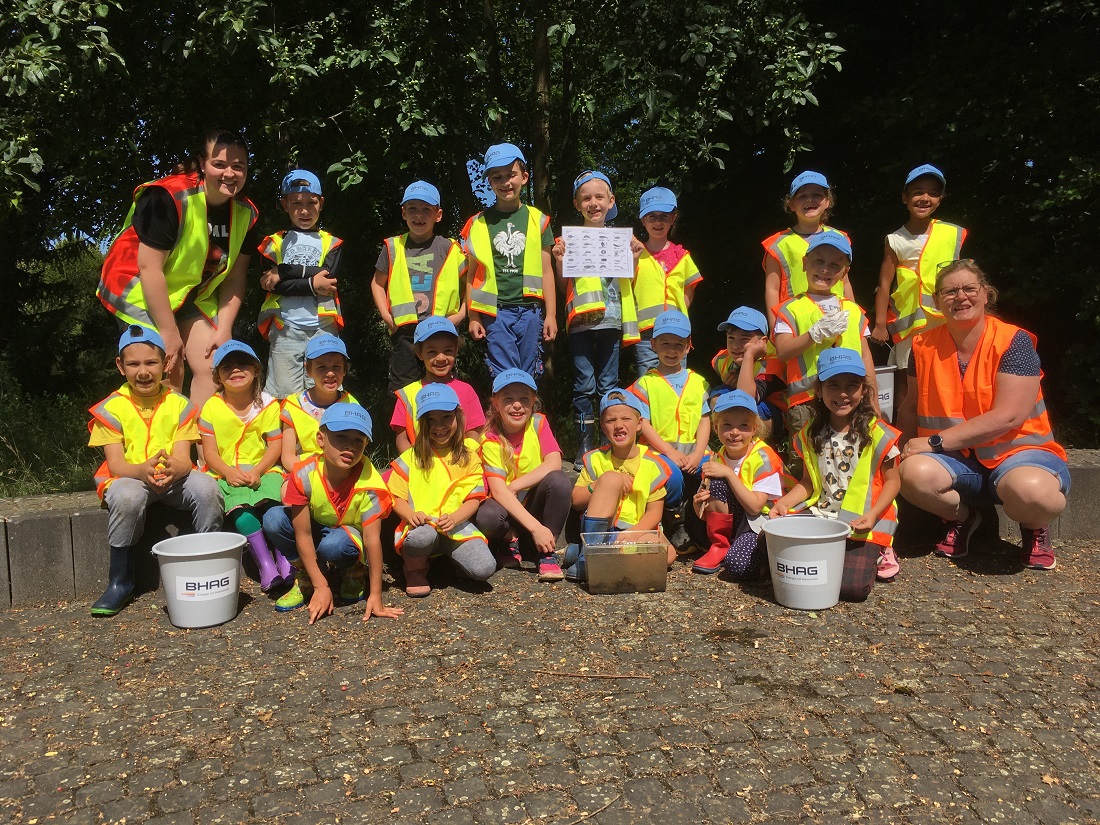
top-left (480, 205), bottom-right (554, 304)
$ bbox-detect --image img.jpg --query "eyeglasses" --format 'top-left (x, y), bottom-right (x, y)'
top-left (937, 283), bottom-right (983, 301)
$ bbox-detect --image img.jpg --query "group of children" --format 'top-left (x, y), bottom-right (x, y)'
top-left (90, 146), bottom-right (967, 620)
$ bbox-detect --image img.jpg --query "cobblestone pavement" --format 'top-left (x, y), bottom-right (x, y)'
top-left (1, 534), bottom-right (1097, 824)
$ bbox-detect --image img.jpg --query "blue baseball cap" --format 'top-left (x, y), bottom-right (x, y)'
top-left (213, 340), bottom-right (260, 367)
top-left (711, 389), bottom-right (758, 414)
top-left (401, 180), bottom-right (441, 206)
top-left (305, 333), bottom-right (348, 361)
top-left (789, 170), bottom-right (830, 195)
top-left (415, 383), bottom-right (460, 418)
top-left (806, 230), bottom-right (852, 261)
top-left (572, 170), bottom-right (619, 222)
top-left (904, 164), bottom-right (946, 187)
top-left (281, 169), bottom-right (322, 196)
top-left (118, 324), bottom-right (165, 354)
top-left (492, 368), bottom-right (537, 394)
top-left (639, 186), bottom-right (677, 218)
top-left (652, 309), bottom-right (692, 339)
top-left (817, 348), bottom-right (866, 381)
top-left (413, 316), bottom-right (459, 344)
top-left (599, 390), bottom-right (644, 417)
top-left (319, 402), bottom-right (373, 438)
top-left (483, 143), bottom-right (526, 173)
top-left (718, 307), bottom-right (768, 335)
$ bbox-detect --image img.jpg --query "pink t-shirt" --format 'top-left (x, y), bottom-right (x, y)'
top-left (390, 377), bottom-right (486, 440)
top-left (653, 242), bottom-right (689, 273)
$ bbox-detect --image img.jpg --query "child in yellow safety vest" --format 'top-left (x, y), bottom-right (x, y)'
top-left (256, 170), bottom-right (345, 399)
top-left (762, 170), bottom-right (854, 331)
top-left (710, 306), bottom-right (787, 438)
top-left (87, 326), bottom-right (223, 617)
top-left (262, 403), bottom-right (403, 623)
top-left (564, 390), bottom-right (673, 582)
top-left (771, 349), bottom-right (902, 601)
top-left (772, 231), bottom-right (878, 437)
top-left (632, 187), bottom-right (703, 376)
top-left (199, 341), bottom-right (289, 593)
top-left (461, 142), bottom-right (557, 378)
top-left (476, 369), bottom-right (571, 582)
top-left (692, 390), bottom-right (792, 579)
top-left (630, 310), bottom-right (710, 550)
top-left (553, 170), bottom-right (640, 469)
top-left (371, 181), bottom-right (467, 392)
top-left (387, 384), bottom-right (495, 597)
top-left (390, 317), bottom-right (486, 453)
top-left (871, 164), bottom-right (966, 408)
top-left (279, 334), bottom-right (358, 470)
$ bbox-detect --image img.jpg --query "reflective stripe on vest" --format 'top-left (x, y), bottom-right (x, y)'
top-left (565, 276), bottom-right (640, 345)
top-left (581, 447), bottom-right (670, 529)
top-left (633, 249), bottom-right (698, 332)
top-left (777, 296), bottom-right (866, 407)
top-left (762, 226), bottom-right (848, 304)
top-left (887, 221), bottom-right (966, 342)
top-left (292, 456), bottom-right (391, 554)
top-left (466, 208), bottom-right (546, 316)
top-left (395, 380), bottom-right (425, 443)
top-left (796, 418), bottom-right (901, 546)
top-left (912, 318), bottom-right (1066, 469)
top-left (198, 395), bottom-right (281, 473)
top-left (256, 230), bottom-right (342, 338)
top-left (281, 391), bottom-right (358, 461)
top-left (98, 174), bottom-right (258, 329)
top-left (89, 386), bottom-right (196, 499)
top-left (633, 371), bottom-right (708, 446)
top-left (704, 439), bottom-right (791, 517)
top-left (385, 234), bottom-right (463, 327)
top-left (389, 440), bottom-right (486, 547)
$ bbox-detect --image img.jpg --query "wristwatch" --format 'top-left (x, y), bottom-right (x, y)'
top-left (928, 435), bottom-right (945, 454)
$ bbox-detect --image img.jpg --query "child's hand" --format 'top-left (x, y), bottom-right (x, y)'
top-left (159, 453), bottom-right (191, 486)
top-left (666, 451), bottom-right (692, 471)
top-left (618, 471), bottom-right (635, 497)
top-left (551, 239), bottom-right (566, 262)
top-left (409, 511), bottom-right (432, 528)
top-left (313, 270), bottom-right (338, 297)
top-left (363, 594), bottom-right (404, 622)
top-left (743, 338), bottom-right (768, 363)
top-left (849, 514), bottom-right (875, 532)
top-left (244, 469), bottom-right (263, 489)
top-left (141, 455), bottom-right (166, 486)
top-left (543, 315), bottom-right (557, 341)
top-left (693, 487), bottom-right (711, 505)
top-left (306, 585), bottom-right (334, 624)
top-left (870, 323), bottom-right (891, 344)
top-left (468, 319), bottom-right (486, 340)
top-left (701, 460), bottom-right (732, 481)
top-left (531, 523), bottom-right (556, 556)
top-left (259, 268), bottom-right (281, 291)
top-left (630, 236), bottom-right (644, 261)
top-left (225, 467), bottom-right (252, 487)
top-left (770, 501), bottom-right (790, 518)
top-left (435, 512), bottom-right (455, 532)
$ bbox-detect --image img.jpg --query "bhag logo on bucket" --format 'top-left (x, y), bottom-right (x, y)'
top-left (177, 574), bottom-right (235, 600)
top-left (774, 559), bottom-right (828, 585)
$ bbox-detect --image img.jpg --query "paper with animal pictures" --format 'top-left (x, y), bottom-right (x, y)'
top-left (559, 226), bottom-right (634, 278)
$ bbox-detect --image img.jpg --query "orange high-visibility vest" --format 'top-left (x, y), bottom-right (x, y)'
top-left (886, 220), bottom-right (966, 342)
top-left (774, 295), bottom-right (867, 407)
top-left (913, 317), bottom-right (1066, 468)
top-left (384, 234), bottom-right (464, 327)
top-left (762, 226), bottom-right (849, 304)
top-left (463, 207), bottom-right (548, 316)
top-left (256, 230), bottom-right (343, 338)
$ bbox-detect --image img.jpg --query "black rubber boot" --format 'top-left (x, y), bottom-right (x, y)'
top-left (90, 546), bottom-right (135, 617)
top-left (573, 417), bottom-right (596, 471)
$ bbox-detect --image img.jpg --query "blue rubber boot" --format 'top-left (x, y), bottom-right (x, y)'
top-left (566, 515), bottom-right (612, 581)
top-left (90, 546), bottom-right (135, 617)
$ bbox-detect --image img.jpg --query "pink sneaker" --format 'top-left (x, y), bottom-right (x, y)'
top-left (537, 557), bottom-right (564, 582)
top-left (934, 508), bottom-right (981, 559)
top-left (1021, 526), bottom-right (1056, 570)
top-left (496, 537), bottom-right (522, 569)
top-left (876, 546), bottom-right (900, 582)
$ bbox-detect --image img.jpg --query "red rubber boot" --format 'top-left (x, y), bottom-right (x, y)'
top-left (693, 512), bottom-right (734, 574)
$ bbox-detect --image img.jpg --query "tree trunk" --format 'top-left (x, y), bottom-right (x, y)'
top-left (532, 13), bottom-right (551, 214)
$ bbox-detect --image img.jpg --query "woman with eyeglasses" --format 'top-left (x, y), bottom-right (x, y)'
top-left (895, 260), bottom-right (1068, 570)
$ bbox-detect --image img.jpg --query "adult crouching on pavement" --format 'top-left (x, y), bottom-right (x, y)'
top-left (896, 259), bottom-right (1068, 570)
top-left (98, 129), bottom-right (261, 410)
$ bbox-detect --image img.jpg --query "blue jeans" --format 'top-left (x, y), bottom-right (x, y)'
top-left (924, 448), bottom-right (1072, 507)
top-left (262, 506), bottom-right (360, 569)
top-left (570, 328), bottom-right (621, 419)
top-left (484, 304), bottom-right (544, 378)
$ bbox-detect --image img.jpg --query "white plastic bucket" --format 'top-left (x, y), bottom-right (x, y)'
top-left (875, 365), bottom-right (896, 423)
top-left (762, 516), bottom-right (851, 610)
top-left (151, 532), bottom-right (245, 628)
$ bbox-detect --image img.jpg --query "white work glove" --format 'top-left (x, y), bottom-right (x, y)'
top-left (808, 310), bottom-right (849, 343)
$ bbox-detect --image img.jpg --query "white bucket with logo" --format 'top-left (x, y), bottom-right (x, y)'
top-left (151, 532), bottom-right (245, 628)
top-left (762, 516), bottom-right (851, 610)
top-left (875, 365), bottom-right (896, 423)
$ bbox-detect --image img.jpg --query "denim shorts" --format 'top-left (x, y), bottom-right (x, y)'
top-left (925, 448), bottom-right (1071, 507)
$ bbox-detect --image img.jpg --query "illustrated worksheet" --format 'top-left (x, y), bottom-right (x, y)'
top-left (560, 226), bottom-right (634, 279)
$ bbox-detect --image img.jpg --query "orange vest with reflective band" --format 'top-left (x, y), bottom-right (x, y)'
top-left (88, 385), bottom-right (196, 499)
top-left (198, 395), bottom-right (282, 474)
top-left (98, 173), bottom-right (259, 329)
top-left (794, 419), bottom-right (901, 547)
top-left (774, 295), bottom-right (867, 407)
top-left (564, 275), bottom-right (640, 344)
top-left (762, 226), bottom-right (849, 304)
top-left (384, 234), bottom-right (464, 327)
top-left (388, 440), bottom-right (487, 549)
top-left (886, 220), bottom-right (966, 342)
top-left (280, 390), bottom-right (358, 461)
top-left (633, 247), bottom-right (700, 332)
top-left (912, 318), bottom-right (1066, 469)
top-left (256, 230), bottom-right (343, 338)
top-left (580, 446), bottom-right (670, 529)
top-left (290, 456), bottom-right (392, 555)
top-left (480, 413), bottom-right (556, 503)
top-left (463, 207), bottom-right (547, 316)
